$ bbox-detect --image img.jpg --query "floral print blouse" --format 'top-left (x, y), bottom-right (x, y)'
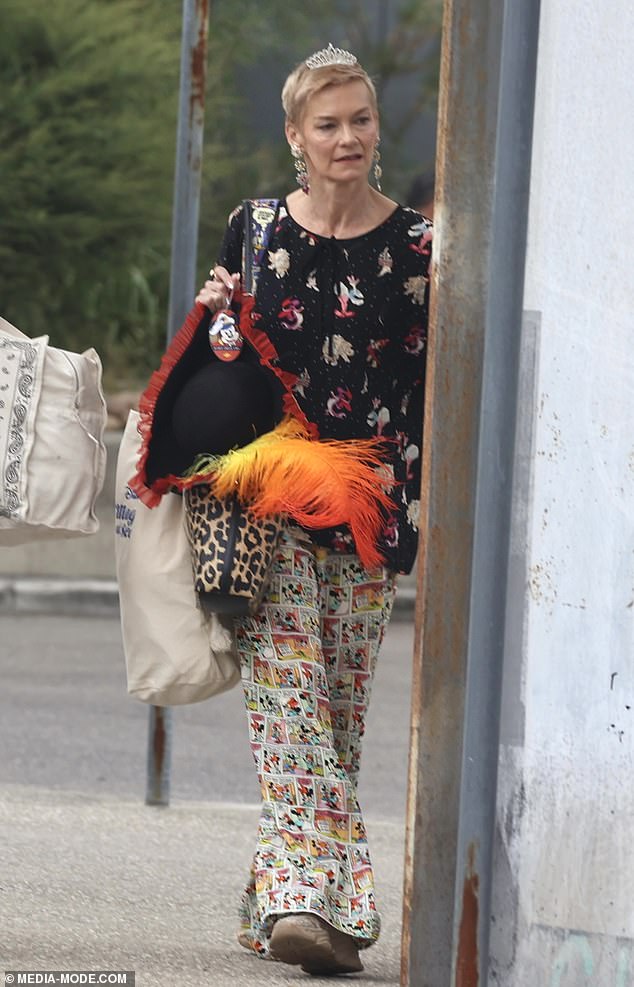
top-left (217, 200), bottom-right (432, 575)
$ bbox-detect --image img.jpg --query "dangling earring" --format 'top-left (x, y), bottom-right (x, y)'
top-left (291, 144), bottom-right (310, 195)
top-left (373, 141), bottom-right (383, 192)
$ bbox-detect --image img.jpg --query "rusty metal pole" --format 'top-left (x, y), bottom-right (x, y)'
top-left (166, 0), bottom-right (210, 340)
top-left (145, 705), bottom-right (172, 807)
top-left (402, 0), bottom-right (540, 983)
top-left (449, 3), bottom-right (540, 983)
top-left (146, 0), bottom-right (210, 808)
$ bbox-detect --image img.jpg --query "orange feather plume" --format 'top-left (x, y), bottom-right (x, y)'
top-left (188, 418), bottom-right (394, 569)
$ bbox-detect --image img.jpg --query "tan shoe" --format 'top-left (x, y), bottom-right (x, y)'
top-left (270, 913), bottom-right (364, 976)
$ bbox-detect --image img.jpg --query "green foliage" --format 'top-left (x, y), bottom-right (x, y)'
top-left (0, 0), bottom-right (182, 383)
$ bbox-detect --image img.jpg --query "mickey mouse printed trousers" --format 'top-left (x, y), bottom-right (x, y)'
top-left (234, 528), bottom-right (396, 956)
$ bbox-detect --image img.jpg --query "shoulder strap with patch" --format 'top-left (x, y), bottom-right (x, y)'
top-left (242, 198), bottom-right (280, 295)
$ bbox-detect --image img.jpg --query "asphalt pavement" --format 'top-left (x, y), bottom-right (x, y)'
top-left (1, 613), bottom-right (416, 986)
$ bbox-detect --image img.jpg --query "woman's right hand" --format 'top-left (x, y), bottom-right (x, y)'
top-left (196, 266), bottom-right (241, 312)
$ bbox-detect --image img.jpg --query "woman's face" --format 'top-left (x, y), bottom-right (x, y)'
top-left (287, 80), bottom-right (379, 189)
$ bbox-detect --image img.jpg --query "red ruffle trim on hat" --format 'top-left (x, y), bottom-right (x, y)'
top-left (128, 301), bottom-right (210, 507)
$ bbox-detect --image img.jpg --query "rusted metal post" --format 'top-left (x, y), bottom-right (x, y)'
top-left (402, 0), bottom-right (540, 983)
top-left (166, 0), bottom-right (210, 337)
top-left (146, 0), bottom-right (209, 808)
top-left (145, 705), bottom-right (172, 807)
top-left (450, 4), bottom-right (540, 983)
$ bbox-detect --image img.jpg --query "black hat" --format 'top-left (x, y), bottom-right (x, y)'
top-left (143, 308), bottom-right (282, 487)
top-left (171, 360), bottom-right (278, 460)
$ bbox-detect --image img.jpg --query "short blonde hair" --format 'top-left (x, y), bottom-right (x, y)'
top-left (282, 59), bottom-right (378, 126)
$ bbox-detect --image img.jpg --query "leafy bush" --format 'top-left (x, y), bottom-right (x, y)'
top-left (0, 0), bottom-right (184, 383)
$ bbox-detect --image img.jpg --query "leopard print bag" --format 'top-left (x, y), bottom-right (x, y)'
top-left (184, 485), bottom-right (285, 616)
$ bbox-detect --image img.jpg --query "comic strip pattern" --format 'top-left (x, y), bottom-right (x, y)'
top-left (234, 531), bottom-right (396, 955)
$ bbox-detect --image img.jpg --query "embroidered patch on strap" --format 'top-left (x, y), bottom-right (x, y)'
top-left (243, 198), bottom-right (279, 294)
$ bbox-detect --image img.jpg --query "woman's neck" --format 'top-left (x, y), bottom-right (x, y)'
top-left (286, 182), bottom-right (396, 239)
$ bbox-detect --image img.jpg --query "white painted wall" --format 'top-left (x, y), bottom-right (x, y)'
top-left (492, 1), bottom-right (634, 984)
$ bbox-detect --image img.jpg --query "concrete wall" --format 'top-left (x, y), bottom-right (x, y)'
top-left (491, 1), bottom-right (634, 983)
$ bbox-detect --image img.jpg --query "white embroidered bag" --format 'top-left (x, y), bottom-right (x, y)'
top-left (115, 411), bottom-right (240, 705)
top-left (0, 315), bottom-right (107, 544)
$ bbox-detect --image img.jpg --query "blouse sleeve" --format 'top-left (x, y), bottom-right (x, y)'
top-left (216, 204), bottom-right (244, 273)
top-left (390, 219), bottom-right (431, 417)
top-left (385, 220), bottom-right (432, 536)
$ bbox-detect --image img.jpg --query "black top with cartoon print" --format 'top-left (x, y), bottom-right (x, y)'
top-left (217, 200), bottom-right (431, 575)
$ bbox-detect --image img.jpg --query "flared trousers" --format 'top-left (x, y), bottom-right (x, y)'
top-left (234, 529), bottom-right (396, 956)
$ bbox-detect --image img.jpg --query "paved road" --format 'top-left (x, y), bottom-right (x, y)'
top-left (1, 614), bottom-right (416, 986)
top-left (1, 614), bottom-right (415, 818)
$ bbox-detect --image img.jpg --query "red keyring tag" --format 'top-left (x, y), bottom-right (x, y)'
top-left (208, 309), bottom-right (243, 361)
top-left (208, 282), bottom-right (243, 361)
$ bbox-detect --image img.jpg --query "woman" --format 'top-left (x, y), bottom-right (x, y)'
top-left (197, 44), bottom-right (431, 976)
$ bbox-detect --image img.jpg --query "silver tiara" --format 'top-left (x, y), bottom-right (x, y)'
top-left (305, 43), bottom-right (358, 70)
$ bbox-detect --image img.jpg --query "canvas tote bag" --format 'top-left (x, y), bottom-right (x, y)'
top-left (115, 411), bottom-right (241, 705)
top-left (0, 315), bottom-right (107, 544)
